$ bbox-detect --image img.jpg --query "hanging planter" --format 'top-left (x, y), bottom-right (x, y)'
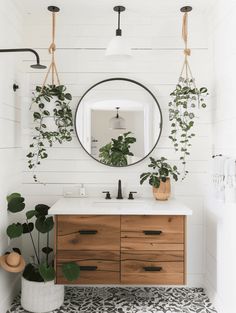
top-left (168, 6), bottom-right (208, 179)
top-left (27, 6), bottom-right (73, 182)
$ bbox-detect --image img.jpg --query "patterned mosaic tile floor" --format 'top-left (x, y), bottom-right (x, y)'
top-left (7, 287), bottom-right (217, 313)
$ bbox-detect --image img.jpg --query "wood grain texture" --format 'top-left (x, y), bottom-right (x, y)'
top-left (121, 239), bottom-right (184, 251)
top-left (121, 215), bottom-right (184, 232)
top-left (56, 250), bottom-right (120, 284)
top-left (121, 253), bottom-right (184, 284)
top-left (57, 215), bottom-right (120, 250)
top-left (121, 272), bottom-right (184, 285)
top-left (55, 215), bottom-right (186, 285)
top-left (121, 215), bottom-right (184, 250)
top-left (121, 250), bottom-right (184, 262)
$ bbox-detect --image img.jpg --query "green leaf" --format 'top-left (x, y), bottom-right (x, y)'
top-left (35, 204), bottom-right (49, 216)
top-left (42, 247), bottom-right (53, 255)
top-left (39, 263), bottom-right (55, 282)
top-left (8, 197), bottom-right (25, 213)
top-left (22, 222), bottom-right (34, 233)
top-left (23, 263), bottom-right (44, 282)
top-left (200, 87), bottom-right (207, 93)
top-left (12, 247), bottom-right (21, 255)
top-left (7, 223), bottom-right (23, 239)
top-left (33, 112), bottom-right (41, 119)
top-left (7, 193), bottom-right (21, 203)
top-left (35, 216), bottom-right (54, 233)
top-left (43, 110), bottom-right (50, 116)
top-left (65, 93), bottom-right (72, 100)
top-left (26, 210), bottom-right (37, 220)
top-left (172, 174), bottom-right (178, 181)
top-left (62, 262), bottom-right (80, 282)
top-left (140, 173), bottom-right (150, 185)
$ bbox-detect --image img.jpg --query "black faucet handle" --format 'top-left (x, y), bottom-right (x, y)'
top-left (128, 191), bottom-right (137, 200)
top-left (102, 191), bottom-right (111, 199)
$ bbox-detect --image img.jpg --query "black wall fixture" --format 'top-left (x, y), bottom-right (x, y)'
top-left (0, 48), bottom-right (46, 69)
top-left (13, 83), bottom-right (19, 92)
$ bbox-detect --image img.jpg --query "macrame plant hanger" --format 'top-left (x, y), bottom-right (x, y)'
top-left (179, 6), bottom-right (195, 87)
top-left (42, 6), bottom-right (61, 88)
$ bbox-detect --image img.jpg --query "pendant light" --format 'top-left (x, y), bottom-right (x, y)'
top-left (106, 6), bottom-right (132, 58)
top-left (109, 107), bottom-right (126, 129)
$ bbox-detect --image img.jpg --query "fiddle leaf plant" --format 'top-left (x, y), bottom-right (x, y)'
top-left (6, 192), bottom-right (80, 283)
top-left (169, 77), bottom-right (208, 179)
top-left (99, 131), bottom-right (136, 166)
top-left (140, 157), bottom-right (179, 188)
top-left (27, 84), bottom-right (73, 182)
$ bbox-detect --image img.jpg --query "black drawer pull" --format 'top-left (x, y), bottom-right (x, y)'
top-left (143, 230), bottom-right (162, 235)
top-left (79, 230), bottom-right (97, 235)
top-left (143, 266), bottom-right (162, 272)
top-left (80, 266), bottom-right (97, 271)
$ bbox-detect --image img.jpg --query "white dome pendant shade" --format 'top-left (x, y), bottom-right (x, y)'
top-left (106, 36), bottom-right (132, 58)
top-left (106, 6), bottom-right (132, 58)
top-left (109, 107), bottom-right (126, 129)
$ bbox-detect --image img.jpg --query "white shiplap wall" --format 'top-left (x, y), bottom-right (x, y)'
top-left (20, 4), bottom-right (212, 287)
top-left (0, 2), bottom-right (23, 312)
top-left (205, 1), bottom-right (236, 312)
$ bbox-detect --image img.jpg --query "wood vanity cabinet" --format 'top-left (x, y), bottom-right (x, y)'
top-left (55, 215), bottom-right (186, 285)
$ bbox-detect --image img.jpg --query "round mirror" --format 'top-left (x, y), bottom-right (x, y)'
top-left (75, 78), bottom-right (163, 167)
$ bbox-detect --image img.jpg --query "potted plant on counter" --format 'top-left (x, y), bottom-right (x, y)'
top-left (4, 193), bottom-right (80, 313)
top-left (140, 157), bottom-right (179, 200)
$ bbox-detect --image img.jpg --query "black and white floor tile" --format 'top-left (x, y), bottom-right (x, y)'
top-left (7, 287), bottom-right (217, 313)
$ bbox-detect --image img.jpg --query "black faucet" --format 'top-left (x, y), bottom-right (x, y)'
top-left (116, 179), bottom-right (123, 199)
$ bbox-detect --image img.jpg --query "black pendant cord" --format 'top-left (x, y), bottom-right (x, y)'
top-left (0, 48), bottom-right (46, 69)
top-left (114, 5), bottom-right (125, 36)
top-left (116, 107), bottom-right (120, 118)
top-left (117, 8), bottom-right (121, 36)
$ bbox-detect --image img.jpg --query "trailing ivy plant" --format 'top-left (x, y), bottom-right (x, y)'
top-left (6, 193), bottom-right (80, 283)
top-left (27, 85), bottom-right (73, 182)
top-left (99, 132), bottom-right (136, 166)
top-left (168, 77), bottom-right (208, 179)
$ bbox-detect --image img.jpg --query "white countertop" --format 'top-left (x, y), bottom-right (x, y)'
top-left (49, 197), bottom-right (192, 216)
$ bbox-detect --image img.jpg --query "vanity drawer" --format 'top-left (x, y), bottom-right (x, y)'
top-left (121, 215), bottom-right (184, 250)
top-left (121, 251), bottom-right (184, 284)
top-left (56, 250), bottom-right (120, 284)
top-left (57, 215), bottom-right (120, 250)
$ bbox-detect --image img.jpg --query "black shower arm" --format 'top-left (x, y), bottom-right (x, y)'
top-left (0, 48), bottom-right (44, 67)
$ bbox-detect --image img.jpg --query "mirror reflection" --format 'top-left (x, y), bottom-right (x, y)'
top-left (75, 78), bottom-right (162, 167)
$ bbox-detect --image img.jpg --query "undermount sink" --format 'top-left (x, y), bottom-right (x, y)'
top-left (93, 199), bottom-right (144, 204)
top-left (93, 199), bottom-right (145, 210)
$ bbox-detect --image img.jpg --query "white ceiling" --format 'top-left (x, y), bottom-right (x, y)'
top-left (13, 0), bottom-right (216, 20)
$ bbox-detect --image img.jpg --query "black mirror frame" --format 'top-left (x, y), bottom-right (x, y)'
top-left (74, 77), bottom-right (163, 168)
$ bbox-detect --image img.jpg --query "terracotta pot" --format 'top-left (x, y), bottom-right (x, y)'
top-left (153, 178), bottom-right (171, 201)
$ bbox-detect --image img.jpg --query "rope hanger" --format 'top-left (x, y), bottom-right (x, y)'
top-left (42, 6), bottom-right (60, 87)
top-left (179, 6), bottom-right (194, 82)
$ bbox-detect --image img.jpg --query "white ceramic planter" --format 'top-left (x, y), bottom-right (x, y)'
top-left (21, 277), bottom-right (64, 313)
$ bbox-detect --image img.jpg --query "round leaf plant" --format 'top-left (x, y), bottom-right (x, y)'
top-left (169, 77), bottom-right (208, 179)
top-left (6, 193), bottom-right (80, 283)
top-left (27, 84), bottom-right (73, 182)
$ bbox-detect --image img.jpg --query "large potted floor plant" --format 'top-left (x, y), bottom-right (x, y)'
top-left (140, 157), bottom-right (180, 200)
top-left (5, 193), bottom-right (80, 313)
